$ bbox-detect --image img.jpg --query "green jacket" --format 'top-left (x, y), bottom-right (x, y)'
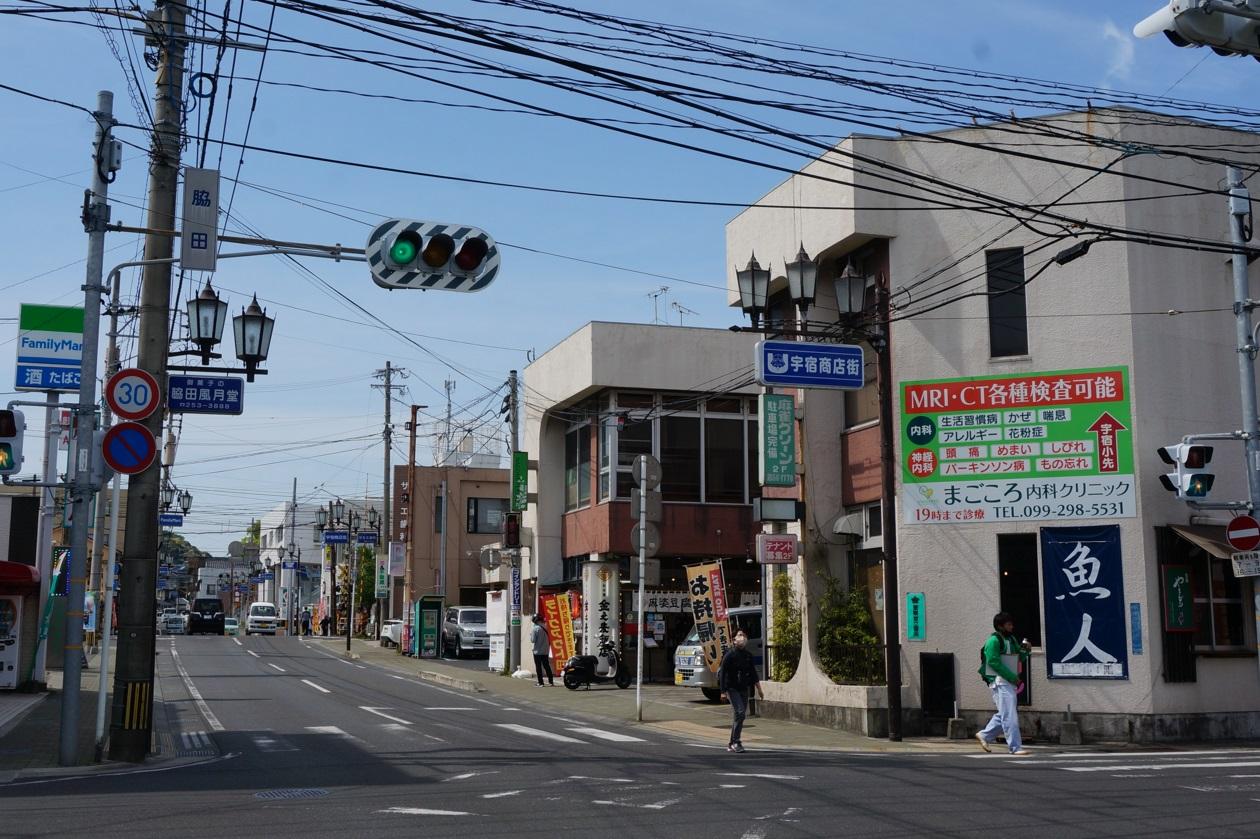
top-left (978, 631), bottom-right (1029, 685)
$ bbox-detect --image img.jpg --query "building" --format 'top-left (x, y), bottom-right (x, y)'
top-left (519, 321), bottom-right (761, 679)
top-left (726, 108), bottom-right (1260, 740)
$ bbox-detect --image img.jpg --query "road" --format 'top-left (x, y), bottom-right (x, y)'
top-left (3, 635), bottom-right (1259, 838)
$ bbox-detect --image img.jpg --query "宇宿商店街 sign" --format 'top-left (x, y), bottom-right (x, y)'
top-left (900, 367), bottom-right (1135, 525)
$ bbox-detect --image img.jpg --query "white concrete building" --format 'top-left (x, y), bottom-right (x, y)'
top-left (727, 108), bottom-right (1260, 740)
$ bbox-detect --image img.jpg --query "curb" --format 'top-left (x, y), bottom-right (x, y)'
top-left (415, 670), bottom-right (484, 693)
top-left (0, 693), bottom-right (47, 740)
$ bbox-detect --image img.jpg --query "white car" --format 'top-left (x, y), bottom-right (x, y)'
top-left (161, 609), bottom-right (185, 635)
top-left (246, 602), bottom-right (279, 635)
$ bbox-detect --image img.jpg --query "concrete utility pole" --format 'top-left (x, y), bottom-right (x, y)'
top-left (110, 0), bottom-right (186, 763)
top-left (61, 89), bottom-right (116, 765)
top-left (403, 404), bottom-right (422, 641)
top-left (876, 275), bottom-right (903, 742)
top-left (372, 362), bottom-right (406, 628)
top-left (508, 369), bottom-right (521, 675)
top-left (1227, 165), bottom-right (1260, 509)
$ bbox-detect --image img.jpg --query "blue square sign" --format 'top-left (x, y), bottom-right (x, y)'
top-left (755, 340), bottom-right (865, 390)
top-left (168, 374), bottom-right (244, 415)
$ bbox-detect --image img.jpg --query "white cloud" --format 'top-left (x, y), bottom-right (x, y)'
top-left (1101, 20), bottom-right (1137, 81)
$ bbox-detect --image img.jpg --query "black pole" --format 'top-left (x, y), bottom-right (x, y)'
top-left (876, 273), bottom-right (903, 741)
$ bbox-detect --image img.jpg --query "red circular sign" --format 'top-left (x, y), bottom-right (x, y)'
top-left (100, 421), bottom-right (157, 475)
top-left (1227, 515), bottom-right (1260, 552)
top-left (105, 368), bottom-right (160, 421)
top-left (907, 448), bottom-right (938, 478)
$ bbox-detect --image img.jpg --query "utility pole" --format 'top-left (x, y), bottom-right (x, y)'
top-left (876, 274), bottom-right (902, 742)
top-left (110, 0), bottom-right (186, 763)
top-left (508, 370), bottom-right (521, 675)
top-left (443, 379), bottom-right (455, 462)
top-left (372, 362), bottom-right (406, 628)
top-left (403, 404), bottom-right (421, 644)
top-left (58, 90), bottom-right (116, 766)
top-left (1227, 165), bottom-right (1260, 509)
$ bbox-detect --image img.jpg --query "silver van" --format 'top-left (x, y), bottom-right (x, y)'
top-left (674, 605), bottom-right (763, 701)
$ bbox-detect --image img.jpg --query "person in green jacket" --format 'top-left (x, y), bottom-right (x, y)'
top-left (976, 611), bottom-right (1032, 756)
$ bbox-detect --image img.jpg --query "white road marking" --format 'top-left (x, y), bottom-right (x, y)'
top-left (719, 784), bottom-right (746, 788)
top-left (268, 663), bottom-right (286, 672)
top-left (593, 798), bottom-right (683, 810)
top-left (252, 735), bottom-right (298, 753)
top-left (719, 773), bottom-right (803, 781)
top-left (973, 749), bottom-right (1260, 761)
top-left (356, 665), bottom-right (367, 669)
top-left (740, 827), bottom-right (768, 839)
top-left (247, 651), bottom-right (260, 658)
top-left (180, 731), bottom-right (211, 750)
top-left (300, 679), bottom-right (331, 694)
top-left (378, 808), bottom-right (475, 816)
top-left (443, 771), bottom-right (498, 782)
top-left (1062, 760), bottom-right (1260, 773)
top-left (232, 638), bottom-right (242, 647)
top-left (305, 726), bottom-right (360, 742)
top-left (565, 776), bottom-right (634, 783)
top-left (566, 727), bottom-right (645, 743)
top-left (169, 647), bottom-right (224, 732)
top-left (424, 707), bottom-right (477, 711)
top-left (483, 790), bottom-right (522, 799)
top-left (495, 724), bottom-right (583, 743)
top-left (360, 706), bottom-right (413, 725)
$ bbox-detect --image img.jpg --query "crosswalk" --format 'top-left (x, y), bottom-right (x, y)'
top-left (978, 749), bottom-right (1260, 779)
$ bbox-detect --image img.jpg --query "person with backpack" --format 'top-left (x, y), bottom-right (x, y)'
top-left (976, 611), bottom-right (1032, 756)
top-left (718, 629), bottom-right (763, 753)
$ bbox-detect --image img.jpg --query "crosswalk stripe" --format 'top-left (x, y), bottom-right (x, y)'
top-left (495, 723), bottom-right (583, 743)
top-left (566, 727), bottom-right (645, 743)
top-left (1061, 760), bottom-right (1260, 773)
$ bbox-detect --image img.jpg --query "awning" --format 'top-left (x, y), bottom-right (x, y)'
top-left (0, 561), bottom-right (40, 590)
top-left (1170, 525), bottom-right (1232, 560)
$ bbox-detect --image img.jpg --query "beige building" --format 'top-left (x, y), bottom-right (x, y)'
top-left (727, 108), bottom-right (1260, 740)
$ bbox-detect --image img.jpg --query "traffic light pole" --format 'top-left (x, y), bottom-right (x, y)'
top-left (1227, 165), bottom-right (1260, 511)
top-left (508, 369), bottom-right (521, 676)
top-left (60, 90), bottom-right (116, 766)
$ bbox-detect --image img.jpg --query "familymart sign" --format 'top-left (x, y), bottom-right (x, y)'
top-left (900, 367), bottom-right (1135, 524)
top-left (15, 304), bottom-right (84, 392)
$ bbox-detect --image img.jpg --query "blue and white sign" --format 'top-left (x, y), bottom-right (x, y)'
top-left (15, 305), bottom-right (84, 392)
top-left (258, 572), bottom-right (274, 581)
top-left (1041, 525), bottom-right (1128, 680)
top-left (356, 531), bottom-right (379, 545)
top-left (322, 530), bottom-right (349, 545)
top-left (168, 374), bottom-right (244, 415)
top-left (281, 561), bottom-right (299, 570)
top-left (158, 513), bottom-right (183, 527)
top-left (755, 339), bottom-right (864, 390)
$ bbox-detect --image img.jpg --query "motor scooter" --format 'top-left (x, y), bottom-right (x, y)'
top-left (562, 648), bottom-right (632, 690)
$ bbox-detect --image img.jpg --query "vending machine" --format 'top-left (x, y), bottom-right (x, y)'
top-left (0, 595), bottom-right (22, 690)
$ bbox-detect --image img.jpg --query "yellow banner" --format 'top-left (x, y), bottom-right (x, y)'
top-left (684, 561), bottom-right (731, 674)
top-left (541, 592), bottom-right (576, 670)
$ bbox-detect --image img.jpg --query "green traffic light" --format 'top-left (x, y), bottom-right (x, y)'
top-left (388, 230), bottom-right (423, 267)
top-left (1187, 473), bottom-right (1215, 497)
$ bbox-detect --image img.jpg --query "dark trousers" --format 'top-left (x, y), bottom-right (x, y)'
top-left (728, 687), bottom-right (749, 745)
top-left (534, 653), bottom-right (554, 684)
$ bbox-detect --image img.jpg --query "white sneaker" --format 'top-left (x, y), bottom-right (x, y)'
top-left (1010, 749), bottom-right (1030, 756)
top-left (976, 733), bottom-right (991, 753)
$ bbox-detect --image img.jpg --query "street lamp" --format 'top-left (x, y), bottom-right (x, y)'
top-left (785, 243), bottom-right (818, 321)
top-left (834, 261), bottom-right (870, 317)
top-left (735, 253), bottom-right (770, 328)
top-left (232, 295), bottom-right (275, 383)
top-left (368, 506), bottom-right (379, 529)
top-left (178, 489), bottom-right (192, 515)
top-left (160, 484), bottom-right (175, 511)
top-left (186, 279), bottom-right (229, 365)
top-left (333, 498), bottom-right (345, 523)
top-left (315, 507), bottom-right (328, 528)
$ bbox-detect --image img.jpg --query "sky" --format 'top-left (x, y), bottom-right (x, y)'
top-left (1, 0), bottom-right (1257, 555)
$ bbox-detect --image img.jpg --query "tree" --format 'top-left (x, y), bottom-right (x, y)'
top-left (770, 572), bottom-right (802, 682)
top-left (242, 519), bottom-right (260, 546)
top-left (815, 575), bottom-right (883, 685)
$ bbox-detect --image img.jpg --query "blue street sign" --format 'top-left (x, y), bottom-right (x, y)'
top-left (356, 531), bottom-right (379, 545)
top-left (755, 339), bottom-right (865, 390)
top-left (258, 572), bottom-right (274, 581)
top-left (236, 584), bottom-right (248, 593)
top-left (323, 530), bottom-right (349, 544)
top-left (167, 374), bottom-right (245, 415)
top-left (158, 513), bottom-right (183, 527)
top-left (281, 561), bottom-right (299, 570)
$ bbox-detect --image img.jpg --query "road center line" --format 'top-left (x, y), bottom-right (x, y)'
top-left (300, 679), bottom-right (331, 694)
top-left (268, 663), bottom-right (286, 672)
top-left (718, 772), bottom-right (803, 781)
top-left (169, 646), bottom-right (224, 732)
top-left (483, 790), bottom-right (522, 799)
top-left (247, 651), bottom-right (260, 658)
top-left (378, 808), bottom-right (476, 816)
top-left (360, 706), bottom-right (412, 725)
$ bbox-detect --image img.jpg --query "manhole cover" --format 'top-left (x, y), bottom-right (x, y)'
top-left (255, 788), bottom-right (330, 801)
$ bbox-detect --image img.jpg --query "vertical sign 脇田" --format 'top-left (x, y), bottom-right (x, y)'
top-left (180, 167), bottom-right (219, 271)
top-left (759, 393), bottom-right (796, 488)
top-left (900, 367), bottom-right (1134, 524)
top-left (1041, 525), bottom-right (1128, 679)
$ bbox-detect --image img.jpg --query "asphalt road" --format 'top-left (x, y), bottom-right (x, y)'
top-left (3, 635), bottom-right (1260, 838)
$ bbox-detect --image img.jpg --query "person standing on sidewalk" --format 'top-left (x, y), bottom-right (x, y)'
top-left (718, 629), bottom-right (763, 753)
top-left (530, 614), bottom-right (555, 686)
top-left (976, 611), bottom-right (1032, 756)
top-left (300, 608), bottom-right (312, 636)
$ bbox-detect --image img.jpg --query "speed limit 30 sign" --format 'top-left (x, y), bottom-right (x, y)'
top-left (105, 368), bottom-right (160, 421)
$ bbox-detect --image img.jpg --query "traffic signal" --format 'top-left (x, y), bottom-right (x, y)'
top-left (1135, 2), bottom-right (1260, 60)
top-left (502, 512), bottom-right (520, 549)
top-left (0, 409), bottom-right (25, 476)
top-left (1157, 443), bottom-right (1215, 500)
top-left (366, 219), bottom-right (500, 292)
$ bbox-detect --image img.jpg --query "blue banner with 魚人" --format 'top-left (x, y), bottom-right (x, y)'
top-left (1040, 524), bottom-right (1128, 680)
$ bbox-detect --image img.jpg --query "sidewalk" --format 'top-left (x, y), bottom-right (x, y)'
top-left (305, 636), bottom-right (978, 754)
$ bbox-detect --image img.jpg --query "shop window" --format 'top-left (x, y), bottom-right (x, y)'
top-left (705, 417), bottom-right (745, 503)
top-left (660, 415), bottom-right (701, 502)
top-left (616, 416), bottom-right (652, 499)
top-left (1191, 555), bottom-right (1246, 650)
top-left (598, 418), bottom-right (613, 502)
top-left (986, 248), bottom-right (1029, 358)
top-left (467, 497), bottom-right (508, 534)
top-left (997, 533), bottom-right (1041, 647)
top-left (564, 423), bottom-right (592, 511)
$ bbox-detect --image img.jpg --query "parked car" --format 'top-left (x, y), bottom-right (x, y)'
top-left (188, 597), bottom-right (225, 635)
top-left (161, 608), bottom-right (185, 635)
top-left (246, 602), bottom-right (279, 636)
top-left (674, 605), bottom-right (763, 702)
top-left (442, 606), bottom-right (488, 657)
top-left (380, 619), bottom-right (403, 648)
top-left (224, 617), bottom-right (239, 636)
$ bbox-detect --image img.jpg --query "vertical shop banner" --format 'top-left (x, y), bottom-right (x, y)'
top-left (901, 367), bottom-right (1135, 524)
top-left (685, 561), bottom-right (731, 673)
top-left (759, 393), bottom-right (797, 487)
top-left (540, 592), bottom-right (576, 672)
top-left (1041, 525), bottom-right (1128, 679)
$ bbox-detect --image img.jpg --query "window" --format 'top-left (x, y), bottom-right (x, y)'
top-left (997, 534), bottom-right (1041, 647)
top-left (704, 417), bottom-right (744, 503)
top-left (564, 424), bottom-right (592, 511)
top-left (434, 492), bottom-right (444, 533)
top-left (467, 497), bottom-right (508, 534)
top-left (986, 248), bottom-right (1029, 358)
top-left (1191, 556), bottom-right (1245, 650)
top-left (598, 418), bottom-right (613, 502)
top-left (866, 503), bottom-right (882, 539)
top-left (616, 416), bottom-right (652, 499)
top-left (844, 345), bottom-right (879, 428)
top-left (660, 415), bottom-right (700, 501)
